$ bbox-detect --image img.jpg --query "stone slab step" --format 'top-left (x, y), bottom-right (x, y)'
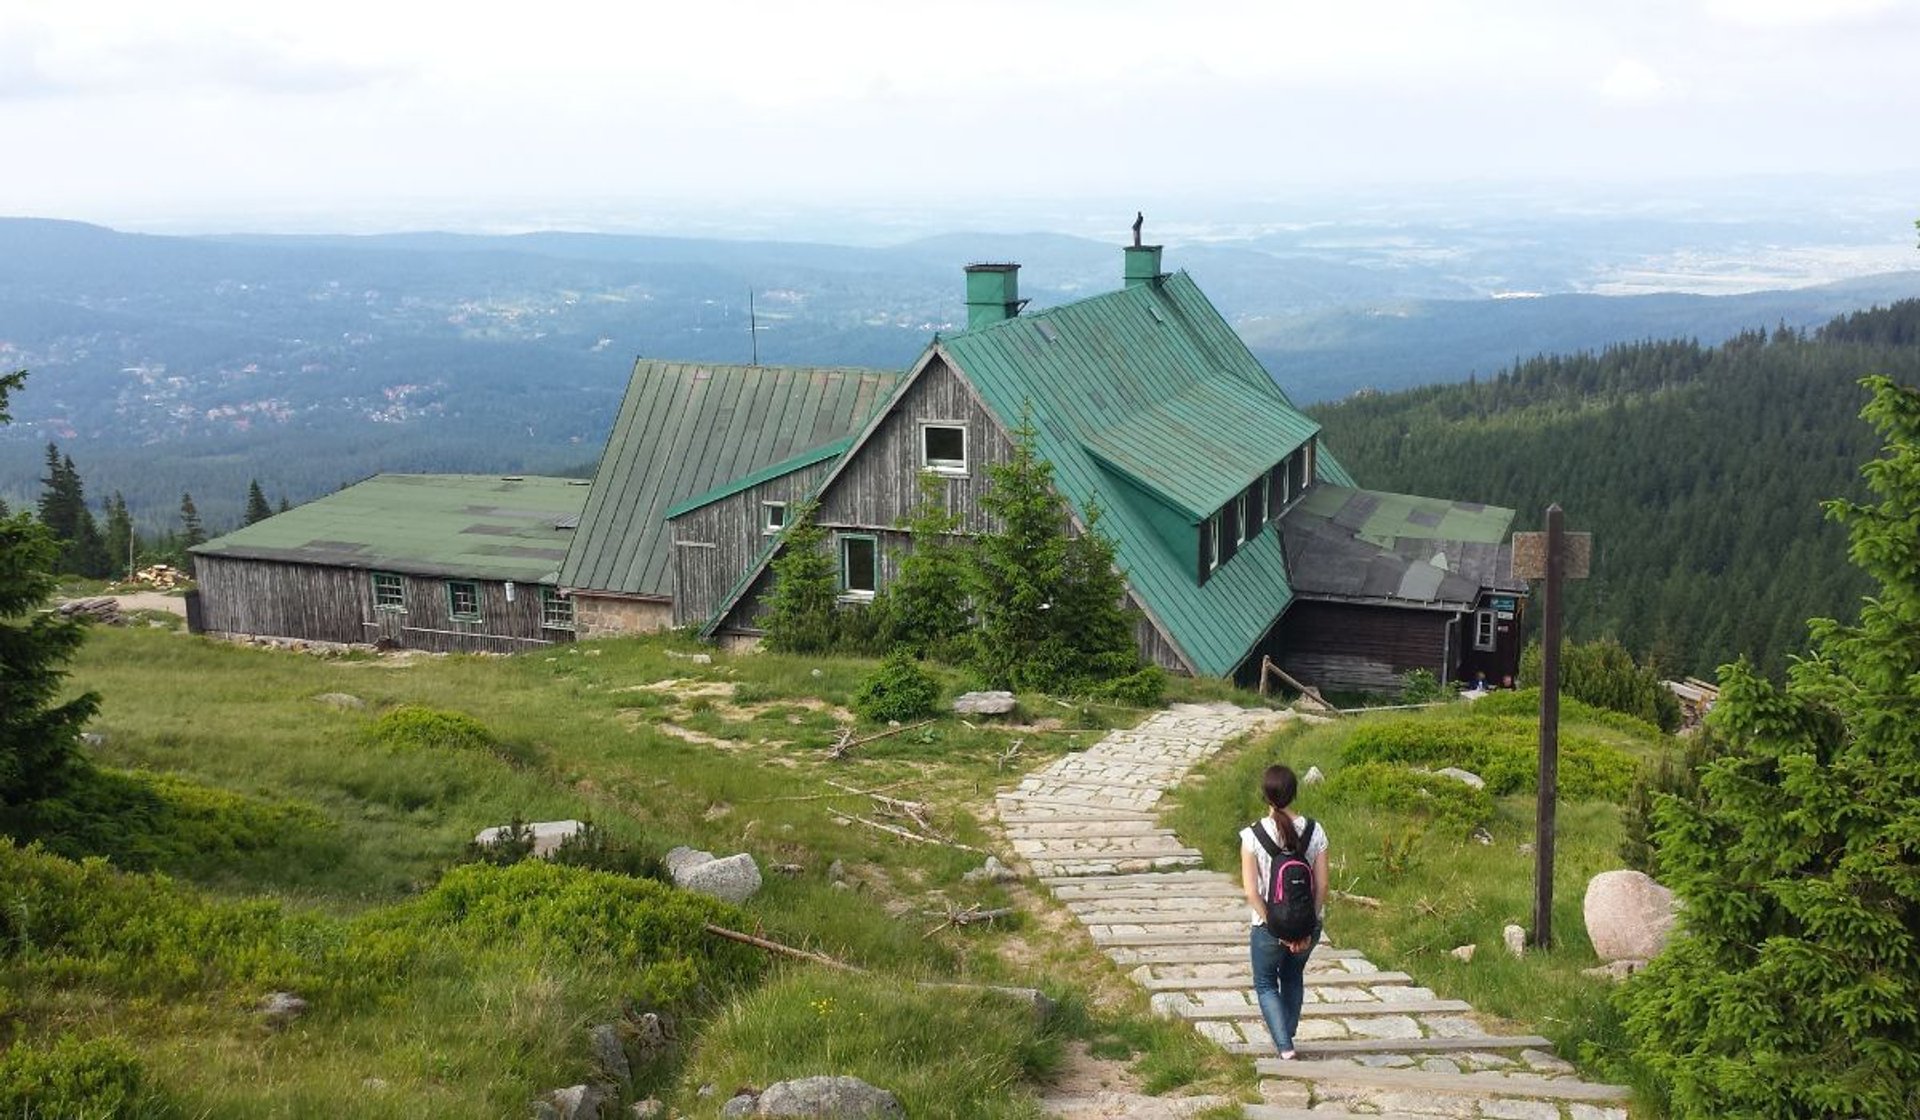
top-left (1109, 945), bottom-right (1363, 965)
top-left (1228, 1035), bottom-right (1553, 1057)
top-left (1182, 998), bottom-right (1472, 1021)
top-left (1031, 857), bottom-right (1206, 878)
top-left (1250, 1061), bottom-right (1631, 1102)
top-left (1025, 766), bottom-right (1188, 789)
top-left (995, 794), bottom-right (1151, 815)
top-left (1012, 838), bottom-right (1199, 857)
top-left (1009, 778), bottom-right (1164, 799)
top-left (1090, 928), bottom-right (1252, 947)
top-left (1070, 909), bottom-right (1251, 926)
top-left (1053, 885), bottom-right (1246, 903)
top-left (1142, 971), bottom-right (1413, 990)
top-left (1039, 869), bottom-right (1229, 887)
top-left (1243, 1107), bottom-right (1431, 1120)
top-left (1001, 821), bottom-right (1175, 837)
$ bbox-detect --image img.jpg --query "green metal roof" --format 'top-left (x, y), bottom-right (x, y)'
top-left (1294, 484), bottom-right (1515, 547)
top-left (937, 271), bottom-right (1357, 676)
top-left (191, 474), bottom-right (588, 583)
top-left (559, 361), bottom-right (899, 597)
top-left (662, 436), bottom-right (853, 519)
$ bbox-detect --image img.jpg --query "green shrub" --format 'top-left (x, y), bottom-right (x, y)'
top-left (0, 1035), bottom-right (173, 1119)
top-left (468, 818), bottom-right (666, 881)
top-left (0, 767), bottom-right (331, 873)
top-left (1469, 688), bottom-right (1666, 740)
top-left (1520, 637), bottom-right (1681, 732)
top-left (680, 970), bottom-right (1055, 1119)
top-left (1341, 715), bottom-right (1637, 800)
top-left (1092, 665), bottom-right (1166, 708)
top-left (366, 705), bottom-right (498, 753)
top-left (1322, 762), bottom-right (1494, 831)
top-left (852, 649), bottom-right (941, 723)
top-left (1400, 668), bottom-right (1445, 703)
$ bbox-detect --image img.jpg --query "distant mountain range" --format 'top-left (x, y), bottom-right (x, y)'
top-left (2, 216), bottom-right (1917, 528)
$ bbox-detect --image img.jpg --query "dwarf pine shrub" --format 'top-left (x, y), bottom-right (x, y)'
top-left (1322, 762), bottom-right (1494, 831)
top-left (852, 649), bottom-right (942, 723)
top-left (0, 1035), bottom-right (172, 1120)
top-left (1341, 716), bottom-right (1636, 799)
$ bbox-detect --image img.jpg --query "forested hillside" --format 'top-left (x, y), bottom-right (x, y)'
top-left (1312, 300), bottom-right (1920, 679)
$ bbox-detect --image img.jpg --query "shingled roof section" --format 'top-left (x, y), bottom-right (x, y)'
top-left (558, 361), bottom-right (899, 598)
top-left (937, 270), bottom-right (1357, 677)
top-left (191, 474), bottom-right (589, 583)
top-left (1280, 484), bottom-right (1522, 610)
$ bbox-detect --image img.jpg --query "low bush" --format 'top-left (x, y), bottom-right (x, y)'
top-left (0, 767), bottom-right (331, 873)
top-left (680, 970), bottom-right (1057, 1119)
top-left (1469, 688), bottom-right (1667, 741)
top-left (1341, 716), bottom-right (1637, 800)
top-left (1092, 665), bottom-right (1166, 708)
top-left (1400, 668), bottom-right (1445, 703)
top-left (1520, 637), bottom-right (1681, 732)
top-left (468, 818), bottom-right (666, 881)
top-left (852, 649), bottom-right (941, 723)
top-left (0, 1035), bottom-right (174, 1120)
top-left (1321, 762), bottom-right (1494, 831)
top-left (366, 705), bottom-right (518, 759)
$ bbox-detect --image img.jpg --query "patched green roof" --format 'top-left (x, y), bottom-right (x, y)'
top-left (1294, 484), bottom-right (1515, 547)
top-left (938, 271), bottom-right (1357, 677)
top-left (663, 436), bottom-right (853, 519)
top-left (192, 474), bottom-right (588, 583)
top-left (560, 361), bottom-right (899, 597)
top-left (1282, 485), bottom-right (1519, 609)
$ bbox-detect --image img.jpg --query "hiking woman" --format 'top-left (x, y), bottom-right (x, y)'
top-left (1239, 763), bottom-right (1329, 1060)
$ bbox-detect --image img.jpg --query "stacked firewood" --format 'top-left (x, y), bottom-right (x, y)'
top-left (56, 597), bottom-right (125, 625)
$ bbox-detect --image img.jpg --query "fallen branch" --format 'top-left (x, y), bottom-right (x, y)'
top-left (921, 903), bottom-right (1017, 938)
top-left (824, 779), bottom-right (926, 815)
top-left (825, 718), bottom-right (937, 760)
top-left (995, 737), bottom-right (1026, 772)
top-left (704, 924), bottom-right (867, 974)
top-left (827, 808), bottom-right (986, 854)
top-left (1333, 889), bottom-right (1383, 909)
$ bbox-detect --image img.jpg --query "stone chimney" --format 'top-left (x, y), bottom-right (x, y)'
top-left (964, 263), bottom-right (1021, 329)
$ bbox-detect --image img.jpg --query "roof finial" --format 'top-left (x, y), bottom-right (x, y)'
top-left (1132, 211), bottom-right (1144, 248)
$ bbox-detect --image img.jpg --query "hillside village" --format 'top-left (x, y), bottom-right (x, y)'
top-left (191, 235), bottom-right (1527, 697)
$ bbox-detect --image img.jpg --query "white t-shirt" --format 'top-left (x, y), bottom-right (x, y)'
top-left (1239, 814), bottom-right (1328, 927)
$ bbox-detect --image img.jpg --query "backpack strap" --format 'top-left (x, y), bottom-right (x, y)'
top-left (1250, 819), bottom-right (1286, 860)
top-left (1296, 818), bottom-right (1317, 857)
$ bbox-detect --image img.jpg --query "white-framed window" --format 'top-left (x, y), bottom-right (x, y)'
top-left (920, 422), bottom-right (968, 475)
top-left (1235, 491), bottom-right (1250, 545)
top-left (1473, 609), bottom-right (1497, 652)
top-left (1247, 475), bottom-right (1267, 536)
top-left (542, 588), bottom-right (574, 630)
top-left (840, 535), bottom-right (878, 598)
top-left (372, 572), bottom-right (405, 611)
top-left (1268, 461), bottom-right (1289, 519)
top-left (1302, 439), bottom-right (1317, 487)
top-left (447, 580), bottom-right (482, 623)
top-left (1204, 517), bottom-right (1220, 573)
top-left (763, 501), bottom-right (788, 535)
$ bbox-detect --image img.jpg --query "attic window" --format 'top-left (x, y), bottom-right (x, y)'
top-left (920, 423), bottom-right (968, 475)
top-left (763, 501), bottom-right (788, 535)
top-left (1200, 516), bottom-right (1220, 582)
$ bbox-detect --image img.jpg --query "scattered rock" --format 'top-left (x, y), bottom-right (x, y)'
top-left (1584, 869), bottom-right (1678, 962)
top-left (961, 855), bottom-right (1019, 884)
top-left (589, 1023), bottom-right (631, 1093)
top-left (750, 1076), bottom-right (904, 1118)
top-left (1471, 827), bottom-right (1494, 846)
top-left (810, 669), bottom-right (823, 677)
top-left (830, 880), bottom-right (851, 891)
top-left (692, 653), bottom-right (713, 664)
top-left (676, 852), bottom-right (763, 904)
top-left (259, 991), bottom-right (308, 1028)
top-left (1582, 959), bottom-right (1646, 982)
top-left (546, 1084), bottom-right (606, 1120)
top-left (722, 1093), bottom-right (758, 1118)
top-left (360, 1077), bottom-right (389, 1092)
top-left (630, 1101), bottom-right (664, 1119)
top-left (770, 862), bottom-right (805, 876)
top-left (474, 819), bottom-right (584, 858)
top-left (79, 731), bottom-right (107, 746)
top-left (1449, 944), bottom-right (1477, 963)
top-left (827, 859), bottom-right (848, 883)
top-left (1517, 842), bottom-right (1535, 856)
top-left (57, 597), bottom-right (125, 625)
top-left (1302, 765), bottom-right (1325, 785)
top-left (313, 692), bottom-right (367, 710)
top-left (664, 845), bottom-right (717, 876)
top-left (631, 1012), bottom-right (668, 1060)
top-left (1431, 766), bottom-right (1485, 790)
top-left (1503, 924), bottom-right (1527, 958)
top-left (952, 690), bottom-right (1017, 716)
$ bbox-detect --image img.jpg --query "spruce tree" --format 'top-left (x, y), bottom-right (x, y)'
top-left (178, 492), bottom-right (206, 550)
top-left (102, 493), bottom-right (134, 580)
top-left (244, 479), bottom-right (272, 525)
top-left (277, 495), bottom-right (292, 515)
top-left (1620, 376), bottom-right (1920, 1118)
top-left (879, 472), bottom-right (971, 661)
top-left (760, 502), bottom-right (839, 654)
top-left (0, 371), bottom-right (99, 809)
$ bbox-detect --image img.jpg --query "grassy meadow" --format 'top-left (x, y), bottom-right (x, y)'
top-left (4, 623), bottom-right (1251, 1118)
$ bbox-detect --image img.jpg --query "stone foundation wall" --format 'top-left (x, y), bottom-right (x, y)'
top-left (573, 594), bottom-right (674, 638)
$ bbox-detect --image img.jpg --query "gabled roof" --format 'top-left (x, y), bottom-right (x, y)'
top-left (191, 474), bottom-right (588, 583)
top-left (1280, 484), bottom-right (1521, 610)
top-left (559, 360), bottom-right (899, 597)
top-left (937, 271), bottom-right (1357, 677)
top-left (663, 436), bottom-right (853, 520)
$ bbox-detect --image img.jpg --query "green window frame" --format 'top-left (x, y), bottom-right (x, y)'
top-left (372, 571), bottom-right (405, 611)
top-left (541, 588), bottom-right (575, 630)
top-left (839, 534), bottom-right (878, 598)
top-left (446, 580), bottom-right (483, 622)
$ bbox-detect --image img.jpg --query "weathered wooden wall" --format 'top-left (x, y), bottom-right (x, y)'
top-left (814, 357), bottom-right (1014, 534)
top-left (1277, 600), bottom-right (1451, 695)
top-left (668, 458), bottom-right (837, 628)
top-left (196, 555), bottom-right (572, 654)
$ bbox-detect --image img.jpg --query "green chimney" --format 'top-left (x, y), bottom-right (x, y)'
top-left (965, 263), bottom-right (1021, 329)
top-left (1124, 245), bottom-right (1163, 288)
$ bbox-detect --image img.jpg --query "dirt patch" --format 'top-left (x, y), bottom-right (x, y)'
top-left (619, 678), bottom-right (738, 699)
top-left (96, 591), bottom-right (187, 617)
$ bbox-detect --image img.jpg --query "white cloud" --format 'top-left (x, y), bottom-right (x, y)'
top-left (1702, 0), bottom-right (1901, 29)
top-left (1595, 59), bottom-right (1670, 105)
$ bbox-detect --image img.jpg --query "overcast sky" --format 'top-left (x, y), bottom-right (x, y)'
top-left (1, 0), bottom-right (1915, 233)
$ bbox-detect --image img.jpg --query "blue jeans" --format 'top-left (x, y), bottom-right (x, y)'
top-left (1250, 923), bottom-right (1317, 1054)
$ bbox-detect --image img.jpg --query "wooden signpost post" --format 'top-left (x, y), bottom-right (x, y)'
top-left (1511, 506), bottom-right (1591, 949)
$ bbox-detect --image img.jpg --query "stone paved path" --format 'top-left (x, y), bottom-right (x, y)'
top-left (1000, 702), bottom-right (1633, 1120)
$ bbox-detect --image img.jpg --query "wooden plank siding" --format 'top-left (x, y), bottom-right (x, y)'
top-left (195, 554), bottom-right (574, 654)
top-left (1277, 600), bottom-right (1452, 694)
top-left (668, 459), bottom-right (838, 628)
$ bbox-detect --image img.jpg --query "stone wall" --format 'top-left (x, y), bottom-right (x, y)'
top-left (573, 594), bottom-right (674, 637)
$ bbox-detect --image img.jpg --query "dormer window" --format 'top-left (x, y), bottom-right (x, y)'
top-left (920, 423), bottom-right (968, 475)
top-left (763, 501), bottom-right (788, 535)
